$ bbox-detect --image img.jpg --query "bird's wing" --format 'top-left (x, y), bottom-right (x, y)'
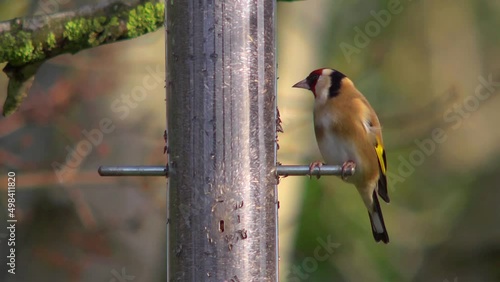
top-left (358, 97), bottom-right (390, 203)
top-left (374, 135), bottom-right (389, 203)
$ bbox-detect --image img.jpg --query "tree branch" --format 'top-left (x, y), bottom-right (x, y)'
top-left (0, 0), bottom-right (164, 116)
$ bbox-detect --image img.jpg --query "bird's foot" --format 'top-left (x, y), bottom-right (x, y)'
top-left (308, 161), bottom-right (324, 179)
top-left (341, 160), bottom-right (356, 181)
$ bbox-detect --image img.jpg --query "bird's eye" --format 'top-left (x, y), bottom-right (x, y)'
top-left (306, 73), bottom-right (320, 87)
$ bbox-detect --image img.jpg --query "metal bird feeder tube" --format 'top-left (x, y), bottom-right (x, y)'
top-left (166, 0), bottom-right (277, 281)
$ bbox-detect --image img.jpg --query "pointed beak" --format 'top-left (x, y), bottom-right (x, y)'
top-left (292, 79), bottom-right (310, 90)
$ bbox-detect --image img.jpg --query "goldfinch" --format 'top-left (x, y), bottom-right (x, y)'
top-left (293, 68), bottom-right (390, 244)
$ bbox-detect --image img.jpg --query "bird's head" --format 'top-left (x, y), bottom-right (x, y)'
top-left (293, 68), bottom-right (349, 101)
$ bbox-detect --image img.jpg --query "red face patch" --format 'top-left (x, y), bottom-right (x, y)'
top-left (306, 69), bottom-right (325, 95)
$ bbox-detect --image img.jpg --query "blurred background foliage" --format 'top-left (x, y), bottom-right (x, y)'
top-left (278, 0), bottom-right (500, 281)
top-left (0, 0), bottom-right (499, 281)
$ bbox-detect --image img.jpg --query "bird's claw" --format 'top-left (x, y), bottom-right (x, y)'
top-left (308, 161), bottom-right (324, 179)
top-left (341, 160), bottom-right (356, 181)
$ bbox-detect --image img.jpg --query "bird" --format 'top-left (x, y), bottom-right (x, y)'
top-left (293, 68), bottom-right (390, 244)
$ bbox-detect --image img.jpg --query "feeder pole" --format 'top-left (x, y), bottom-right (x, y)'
top-left (166, 1), bottom-right (278, 280)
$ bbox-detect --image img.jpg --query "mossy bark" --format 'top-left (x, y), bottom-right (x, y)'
top-left (0, 0), bottom-right (164, 65)
top-left (0, 0), bottom-right (164, 116)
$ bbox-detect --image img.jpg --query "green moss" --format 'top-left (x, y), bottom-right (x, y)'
top-left (47, 32), bottom-right (56, 49)
top-left (63, 17), bottom-right (107, 46)
top-left (126, 2), bottom-right (164, 38)
top-left (62, 15), bottom-right (124, 48)
top-left (0, 31), bottom-right (45, 65)
top-left (155, 2), bottom-right (165, 21)
top-left (108, 16), bottom-right (120, 27)
top-left (0, 1), bottom-right (164, 66)
top-left (33, 42), bottom-right (45, 59)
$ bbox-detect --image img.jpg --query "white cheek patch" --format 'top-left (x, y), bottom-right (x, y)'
top-left (321, 69), bottom-right (334, 76)
top-left (315, 76), bottom-right (331, 102)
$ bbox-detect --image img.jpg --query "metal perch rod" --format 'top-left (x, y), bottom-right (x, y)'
top-left (98, 165), bottom-right (355, 177)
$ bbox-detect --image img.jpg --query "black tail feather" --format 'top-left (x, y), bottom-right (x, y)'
top-left (368, 190), bottom-right (389, 244)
